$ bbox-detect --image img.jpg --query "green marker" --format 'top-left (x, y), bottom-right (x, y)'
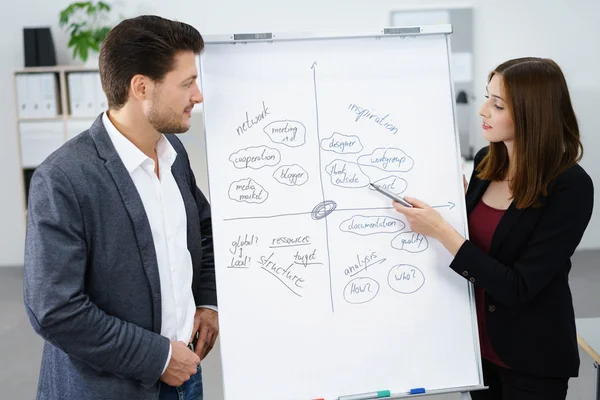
top-left (338, 389), bottom-right (391, 400)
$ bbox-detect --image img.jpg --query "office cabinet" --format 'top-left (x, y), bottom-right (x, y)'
top-left (13, 66), bottom-right (104, 212)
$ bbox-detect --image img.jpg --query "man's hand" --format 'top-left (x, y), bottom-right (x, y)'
top-left (160, 341), bottom-right (200, 387)
top-left (190, 308), bottom-right (219, 360)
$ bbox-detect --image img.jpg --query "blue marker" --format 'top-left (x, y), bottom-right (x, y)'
top-left (409, 388), bottom-right (426, 395)
top-left (338, 390), bottom-right (391, 400)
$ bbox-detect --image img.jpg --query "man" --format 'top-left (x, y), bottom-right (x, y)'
top-left (23, 15), bottom-right (218, 399)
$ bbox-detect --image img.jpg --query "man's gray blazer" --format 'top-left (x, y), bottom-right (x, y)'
top-left (23, 115), bottom-right (217, 399)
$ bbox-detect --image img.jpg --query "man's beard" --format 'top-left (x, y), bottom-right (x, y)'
top-left (148, 99), bottom-right (190, 134)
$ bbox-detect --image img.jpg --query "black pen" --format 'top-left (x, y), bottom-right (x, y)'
top-left (370, 182), bottom-right (413, 208)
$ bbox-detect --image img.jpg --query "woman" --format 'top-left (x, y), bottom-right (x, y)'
top-left (393, 57), bottom-right (594, 399)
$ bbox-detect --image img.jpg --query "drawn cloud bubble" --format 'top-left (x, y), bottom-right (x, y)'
top-left (229, 146), bottom-right (281, 169)
top-left (388, 264), bottom-right (425, 294)
top-left (273, 164), bottom-right (309, 186)
top-left (340, 215), bottom-right (405, 236)
top-left (320, 132), bottom-right (363, 154)
top-left (391, 232), bottom-right (429, 253)
top-left (357, 147), bottom-right (415, 172)
top-left (228, 178), bottom-right (269, 204)
top-left (325, 160), bottom-right (369, 188)
top-left (263, 120), bottom-right (306, 147)
top-left (343, 277), bottom-right (380, 304)
top-left (368, 176), bottom-right (408, 195)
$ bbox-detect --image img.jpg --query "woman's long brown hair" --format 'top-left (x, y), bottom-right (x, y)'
top-left (477, 57), bottom-right (583, 208)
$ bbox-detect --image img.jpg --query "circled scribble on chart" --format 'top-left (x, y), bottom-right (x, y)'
top-left (311, 200), bottom-right (337, 220)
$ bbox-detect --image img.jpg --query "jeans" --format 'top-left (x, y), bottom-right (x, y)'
top-left (159, 365), bottom-right (203, 400)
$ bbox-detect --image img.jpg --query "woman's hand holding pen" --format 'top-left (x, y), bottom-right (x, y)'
top-left (392, 197), bottom-right (466, 256)
top-left (392, 197), bottom-right (445, 238)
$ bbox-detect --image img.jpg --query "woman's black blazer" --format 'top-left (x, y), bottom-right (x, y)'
top-left (450, 146), bottom-right (594, 378)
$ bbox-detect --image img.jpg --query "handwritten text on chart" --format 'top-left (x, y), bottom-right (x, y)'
top-left (344, 251), bottom-right (387, 277)
top-left (273, 164), bottom-right (309, 186)
top-left (325, 160), bottom-right (369, 188)
top-left (259, 252), bottom-right (305, 297)
top-left (391, 232), bottom-right (429, 253)
top-left (227, 233), bottom-right (258, 268)
top-left (340, 215), bottom-right (405, 236)
top-left (388, 264), bottom-right (425, 294)
top-left (229, 146), bottom-right (281, 169)
top-left (229, 178), bottom-right (268, 204)
top-left (344, 277), bottom-right (380, 304)
top-left (271, 235), bottom-right (311, 248)
top-left (227, 255), bottom-right (251, 269)
top-left (320, 132), bottom-right (363, 154)
top-left (236, 101), bottom-right (270, 135)
top-left (293, 249), bottom-right (321, 267)
top-left (348, 103), bottom-right (399, 134)
top-left (358, 148), bottom-right (415, 172)
top-left (229, 234), bottom-right (259, 257)
top-left (263, 120), bottom-right (306, 147)
top-left (369, 176), bottom-right (408, 195)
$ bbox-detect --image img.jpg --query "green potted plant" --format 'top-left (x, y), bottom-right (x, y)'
top-left (59, 1), bottom-right (113, 65)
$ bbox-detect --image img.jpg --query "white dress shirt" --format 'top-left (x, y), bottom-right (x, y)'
top-left (103, 113), bottom-right (199, 373)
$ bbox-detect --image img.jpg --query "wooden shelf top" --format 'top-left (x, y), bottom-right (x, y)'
top-left (14, 65), bottom-right (99, 74)
top-left (18, 116), bottom-right (65, 122)
top-left (18, 116), bottom-right (101, 123)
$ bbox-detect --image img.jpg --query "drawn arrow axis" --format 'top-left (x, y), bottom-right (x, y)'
top-left (431, 202), bottom-right (455, 210)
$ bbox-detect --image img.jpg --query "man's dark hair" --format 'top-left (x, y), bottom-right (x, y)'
top-left (99, 15), bottom-right (204, 109)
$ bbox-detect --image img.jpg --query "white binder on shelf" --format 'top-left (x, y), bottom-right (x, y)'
top-left (38, 73), bottom-right (59, 118)
top-left (68, 73), bottom-right (84, 117)
top-left (68, 72), bottom-right (97, 117)
top-left (27, 74), bottom-right (42, 118)
top-left (16, 74), bottom-right (31, 119)
top-left (81, 72), bottom-right (97, 117)
top-left (92, 72), bottom-right (107, 115)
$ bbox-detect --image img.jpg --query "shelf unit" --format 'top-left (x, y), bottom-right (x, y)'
top-left (13, 65), bottom-right (105, 214)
